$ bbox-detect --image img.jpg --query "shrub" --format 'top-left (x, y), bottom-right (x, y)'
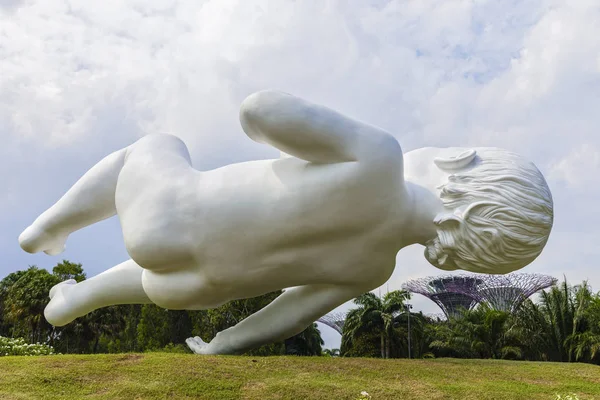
top-left (0, 336), bottom-right (55, 356)
top-left (161, 343), bottom-right (190, 354)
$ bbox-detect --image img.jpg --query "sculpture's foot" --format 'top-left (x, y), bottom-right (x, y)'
top-left (19, 224), bottom-right (68, 256)
top-left (44, 279), bottom-right (80, 326)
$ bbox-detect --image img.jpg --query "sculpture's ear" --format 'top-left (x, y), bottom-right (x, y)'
top-left (434, 149), bottom-right (477, 172)
top-left (433, 212), bottom-right (462, 228)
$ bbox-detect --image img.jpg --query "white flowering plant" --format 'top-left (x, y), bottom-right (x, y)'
top-left (0, 336), bottom-right (55, 356)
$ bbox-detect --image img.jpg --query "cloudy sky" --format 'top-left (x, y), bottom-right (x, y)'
top-left (1, 0), bottom-right (599, 348)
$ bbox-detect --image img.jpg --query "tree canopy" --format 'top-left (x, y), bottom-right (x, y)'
top-left (0, 261), bottom-right (324, 356)
top-left (1, 262), bottom-right (598, 364)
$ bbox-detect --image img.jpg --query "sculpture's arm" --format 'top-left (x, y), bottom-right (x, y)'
top-left (187, 283), bottom-right (362, 355)
top-left (239, 90), bottom-right (401, 164)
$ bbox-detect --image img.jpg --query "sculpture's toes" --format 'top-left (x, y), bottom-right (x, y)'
top-left (45, 279), bottom-right (78, 327)
top-left (19, 225), bottom-right (67, 256)
top-left (186, 336), bottom-right (209, 355)
top-left (44, 243), bottom-right (67, 256)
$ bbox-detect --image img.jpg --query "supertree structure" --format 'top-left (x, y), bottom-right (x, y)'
top-left (402, 273), bottom-right (557, 318)
top-left (472, 273), bottom-right (557, 312)
top-left (317, 311), bottom-right (346, 335)
top-left (402, 275), bottom-right (483, 319)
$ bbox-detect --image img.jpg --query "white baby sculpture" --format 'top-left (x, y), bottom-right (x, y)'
top-left (18, 90), bottom-right (554, 355)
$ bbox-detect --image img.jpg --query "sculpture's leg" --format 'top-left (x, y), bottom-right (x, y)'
top-left (19, 148), bottom-right (128, 255)
top-left (186, 284), bottom-right (361, 355)
top-left (44, 259), bottom-right (152, 326)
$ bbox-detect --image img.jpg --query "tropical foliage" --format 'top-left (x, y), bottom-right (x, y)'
top-left (285, 323), bottom-right (324, 356)
top-left (506, 279), bottom-right (600, 363)
top-left (1, 260), bottom-right (599, 364)
top-left (340, 290), bottom-right (433, 359)
top-left (341, 279), bottom-right (600, 365)
top-left (0, 260), bottom-right (324, 356)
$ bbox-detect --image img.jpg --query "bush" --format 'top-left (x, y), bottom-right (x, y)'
top-left (0, 336), bottom-right (55, 356)
top-left (161, 343), bottom-right (190, 354)
top-left (144, 342), bottom-right (191, 354)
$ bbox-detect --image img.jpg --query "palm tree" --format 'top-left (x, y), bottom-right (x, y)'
top-left (285, 323), bottom-right (324, 356)
top-left (540, 280), bottom-right (575, 361)
top-left (342, 290), bottom-right (410, 359)
top-left (323, 348), bottom-right (340, 357)
top-left (430, 306), bottom-right (513, 359)
top-left (506, 278), bottom-right (600, 364)
top-left (504, 299), bottom-right (552, 361)
top-left (565, 281), bottom-right (600, 363)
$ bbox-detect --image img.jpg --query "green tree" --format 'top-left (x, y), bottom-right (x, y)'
top-left (52, 260), bottom-right (86, 282)
top-left (342, 290), bottom-right (411, 358)
top-left (0, 270), bottom-right (27, 337)
top-left (86, 306), bottom-right (126, 353)
top-left (393, 310), bottom-right (430, 358)
top-left (3, 266), bottom-right (59, 344)
top-left (341, 329), bottom-right (382, 358)
top-left (430, 306), bottom-right (514, 359)
top-left (137, 304), bottom-right (170, 350)
top-left (506, 279), bottom-right (589, 362)
top-left (166, 310), bottom-right (193, 346)
top-left (565, 281), bottom-right (600, 363)
top-left (504, 299), bottom-right (552, 360)
top-left (496, 278), bottom-right (600, 364)
top-left (323, 348), bottom-right (340, 356)
top-left (104, 305), bottom-right (144, 353)
top-left (284, 323), bottom-right (324, 356)
top-left (540, 280), bottom-right (576, 362)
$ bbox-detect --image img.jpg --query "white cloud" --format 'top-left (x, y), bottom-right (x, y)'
top-left (1, 0), bottom-right (600, 348)
top-left (549, 144), bottom-right (600, 188)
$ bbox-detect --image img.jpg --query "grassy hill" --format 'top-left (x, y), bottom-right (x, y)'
top-left (0, 354), bottom-right (598, 399)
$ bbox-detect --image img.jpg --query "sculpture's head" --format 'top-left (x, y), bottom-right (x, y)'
top-left (422, 147), bottom-right (553, 274)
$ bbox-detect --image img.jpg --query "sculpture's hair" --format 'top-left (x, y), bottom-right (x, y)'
top-left (424, 148), bottom-right (554, 274)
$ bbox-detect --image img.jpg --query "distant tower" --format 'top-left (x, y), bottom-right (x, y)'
top-left (317, 311), bottom-right (346, 335)
top-left (402, 273), bottom-right (557, 318)
top-left (402, 275), bottom-right (482, 319)
top-left (473, 273), bottom-right (557, 313)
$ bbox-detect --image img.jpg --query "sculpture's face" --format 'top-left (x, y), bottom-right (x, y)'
top-left (406, 147), bottom-right (554, 275)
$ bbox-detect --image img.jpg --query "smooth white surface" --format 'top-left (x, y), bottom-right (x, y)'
top-left (19, 90), bottom-right (554, 355)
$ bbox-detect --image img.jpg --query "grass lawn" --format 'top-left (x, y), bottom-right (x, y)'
top-left (0, 354), bottom-right (598, 399)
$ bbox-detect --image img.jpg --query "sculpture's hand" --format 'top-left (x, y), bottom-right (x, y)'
top-left (186, 284), bottom-right (363, 355)
top-left (185, 336), bottom-right (212, 355)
